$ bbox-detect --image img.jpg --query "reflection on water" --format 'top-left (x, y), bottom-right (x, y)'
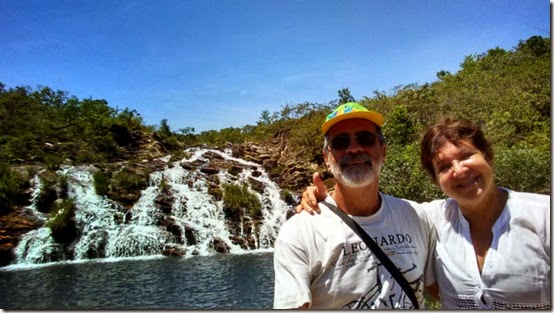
top-left (0, 252), bottom-right (274, 310)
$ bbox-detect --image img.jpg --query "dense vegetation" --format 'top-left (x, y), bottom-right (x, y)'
top-left (0, 36), bottom-right (550, 213)
top-left (222, 183), bottom-right (263, 221)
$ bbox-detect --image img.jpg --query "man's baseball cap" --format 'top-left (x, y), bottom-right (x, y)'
top-left (321, 102), bottom-right (384, 134)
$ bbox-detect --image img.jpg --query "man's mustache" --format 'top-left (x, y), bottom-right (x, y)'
top-left (339, 153), bottom-right (372, 168)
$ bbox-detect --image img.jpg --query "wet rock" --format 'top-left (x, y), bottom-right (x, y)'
top-left (246, 236), bottom-right (257, 249)
top-left (203, 151), bottom-right (225, 160)
top-left (184, 226), bottom-right (198, 245)
top-left (0, 208), bottom-right (45, 266)
top-left (84, 230), bottom-right (109, 259)
top-left (229, 235), bottom-right (248, 249)
top-left (200, 167), bottom-right (219, 175)
top-left (180, 162), bottom-right (196, 171)
top-left (163, 246), bottom-right (185, 257)
top-left (227, 166), bottom-right (242, 176)
top-left (212, 237), bottom-right (229, 253)
top-left (248, 178), bottom-right (265, 193)
top-left (161, 218), bottom-right (183, 244)
top-left (155, 194), bottom-right (174, 214)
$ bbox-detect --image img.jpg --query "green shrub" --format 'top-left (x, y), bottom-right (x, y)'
top-left (159, 175), bottom-right (170, 194)
top-left (227, 167), bottom-right (242, 176)
top-left (279, 189), bottom-right (297, 206)
top-left (36, 177), bottom-right (58, 213)
top-left (289, 112), bottom-right (326, 163)
top-left (44, 153), bottom-right (65, 170)
top-left (383, 105), bottom-right (417, 146)
top-left (169, 153), bottom-right (183, 163)
top-left (494, 145), bottom-right (550, 194)
top-left (0, 137), bottom-right (31, 161)
top-left (90, 134), bottom-right (119, 155)
top-left (267, 165), bottom-right (283, 178)
top-left (75, 148), bottom-right (108, 163)
top-left (46, 198), bottom-right (78, 244)
top-left (112, 168), bottom-right (149, 192)
top-left (0, 163), bottom-right (20, 214)
top-left (222, 183), bottom-right (262, 220)
top-left (57, 174), bottom-right (69, 199)
top-left (93, 171), bottom-right (111, 196)
top-left (380, 143), bottom-right (445, 203)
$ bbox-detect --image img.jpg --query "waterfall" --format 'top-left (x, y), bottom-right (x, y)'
top-left (13, 147), bottom-right (291, 265)
top-left (23, 172), bottom-right (49, 222)
top-left (14, 228), bottom-right (61, 264)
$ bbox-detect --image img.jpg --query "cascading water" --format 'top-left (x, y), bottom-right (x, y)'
top-left (13, 147), bottom-right (291, 265)
top-left (24, 173), bottom-right (49, 222)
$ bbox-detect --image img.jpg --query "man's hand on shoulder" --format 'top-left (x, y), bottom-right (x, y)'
top-left (296, 172), bottom-right (328, 215)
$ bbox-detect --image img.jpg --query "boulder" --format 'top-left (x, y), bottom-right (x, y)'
top-left (162, 246), bottom-right (185, 257)
top-left (212, 237), bottom-right (229, 253)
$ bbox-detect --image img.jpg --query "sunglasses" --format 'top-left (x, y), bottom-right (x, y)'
top-left (330, 131), bottom-right (378, 151)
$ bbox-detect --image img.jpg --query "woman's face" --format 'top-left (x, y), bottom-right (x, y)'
top-left (432, 140), bottom-right (495, 208)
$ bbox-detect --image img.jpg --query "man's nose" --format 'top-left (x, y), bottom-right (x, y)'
top-left (345, 138), bottom-right (364, 153)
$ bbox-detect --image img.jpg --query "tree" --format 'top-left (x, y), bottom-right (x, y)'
top-left (178, 127), bottom-right (195, 135)
top-left (338, 88), bottom-right (355, 104)
top-left (257, 110), bottom-right (273, 125)
top-left (384, 105), bottom-right (415, 147)
top-left (158, 119), bottom-right (172, 137)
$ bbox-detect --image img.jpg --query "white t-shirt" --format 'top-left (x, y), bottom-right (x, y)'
top-left (423, 188), bottom-right (550, 309)
top-left (273, 193), bottom-right (436, 309)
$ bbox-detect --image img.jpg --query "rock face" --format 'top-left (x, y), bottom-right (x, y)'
top-left (0, 209), bottom-right (44, 266)
top-left (0, 131), bottom-right (321, 267)
top-left (0, 164), bottom-right (45, 266)
top-left (231, 130), bottom-right (318, 192)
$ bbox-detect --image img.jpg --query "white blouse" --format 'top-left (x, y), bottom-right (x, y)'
top-left (423, 188), bottom-right (550, 309)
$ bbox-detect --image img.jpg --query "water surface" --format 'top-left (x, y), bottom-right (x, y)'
top-left (0, 252), bottom-right (274, 310)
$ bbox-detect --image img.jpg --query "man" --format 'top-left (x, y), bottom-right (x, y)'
top-left (273, 102), bottom-right (435, 309)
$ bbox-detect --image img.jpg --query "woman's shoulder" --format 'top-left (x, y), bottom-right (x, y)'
top-left (417, 198), bottom-right (454, 215)
top-left (381, 194), bottom-right (450, 225)
top-left (413, 198), bottom-right (461, 228)
top-left (505, 188), bottom-right (550, 210)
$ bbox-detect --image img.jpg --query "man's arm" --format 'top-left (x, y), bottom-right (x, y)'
top-left (273, 223), bottom-right (313, 309)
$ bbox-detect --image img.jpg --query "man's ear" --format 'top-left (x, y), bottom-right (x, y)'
top-left (323, 149), bottom-right (331, 170)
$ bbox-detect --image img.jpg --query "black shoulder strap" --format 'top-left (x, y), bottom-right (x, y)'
top-left (321, 200), bottom-right (420, 309)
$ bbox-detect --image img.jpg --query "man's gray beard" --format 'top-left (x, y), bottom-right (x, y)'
top-left (329, 153), bottom-right (383, 188)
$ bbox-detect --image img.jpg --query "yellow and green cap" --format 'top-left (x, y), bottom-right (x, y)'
top-left (321, 102), bottom-right (384, 134)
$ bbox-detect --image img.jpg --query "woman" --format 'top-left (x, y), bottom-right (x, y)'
top-left (298, 117), bottom-right (550, 309)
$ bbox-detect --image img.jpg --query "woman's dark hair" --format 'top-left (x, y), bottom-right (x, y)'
top-left (420, 117), bottom-right (494, 183)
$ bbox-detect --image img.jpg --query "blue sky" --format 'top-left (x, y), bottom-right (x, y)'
top-left (1, 1), bottom-right (549, 133)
